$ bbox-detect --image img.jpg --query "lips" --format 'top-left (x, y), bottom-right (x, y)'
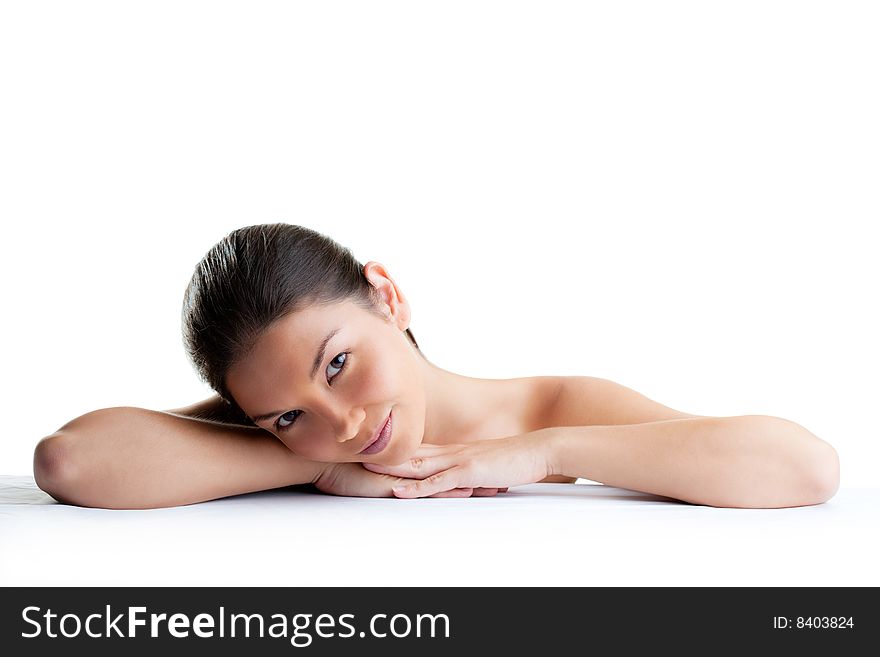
top-left (359, 411), bottom-right (392, 455)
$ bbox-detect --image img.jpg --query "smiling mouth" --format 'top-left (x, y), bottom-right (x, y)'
top-left (359, 411), bottom-right (392, 455)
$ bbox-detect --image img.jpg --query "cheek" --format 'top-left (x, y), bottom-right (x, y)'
top-left (276, 420), bottom-right (372, 461)
top-left (289, 439), bottom-right (336, 462)
top-left (358, 362), bottom-right (398, 403)
top-left (277, 435), bottom-right (332, 461)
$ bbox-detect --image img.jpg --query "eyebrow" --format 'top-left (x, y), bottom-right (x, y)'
top-left (249, 327), bottom-right (343, 424)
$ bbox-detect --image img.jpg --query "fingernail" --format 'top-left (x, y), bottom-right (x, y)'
top-left (392, 486), bottom-right (406, 494)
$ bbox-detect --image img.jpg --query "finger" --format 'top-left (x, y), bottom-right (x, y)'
top-left (363, 459), bottom-right (429, 478)
top-left (363, 461), bottom-right (409, 476)
top-left (364, 453), bottom-right (458, 479)
top-left (362, 442), bottom-right (463, 476)
top-left (427, 487), bottom-right (473, 498)
top-left (392, 467), bottom-right (460, 498)
top-left (380, 475), bottom-right (431, 498)
top-left (471, 488), bottom-right (499, 497)
top-left (362, 444), bottom-right (449, 474)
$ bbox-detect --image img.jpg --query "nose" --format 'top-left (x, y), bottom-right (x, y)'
top-left (334, 410), bottom-right (366, 444)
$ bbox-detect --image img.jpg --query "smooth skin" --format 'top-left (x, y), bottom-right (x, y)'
top-left (33, 260), bottom-right (550, 507)
top-left (33, 260), bottom-right (839, 508)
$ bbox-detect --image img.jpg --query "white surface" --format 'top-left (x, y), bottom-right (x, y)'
top-left (1, 475), bottom-right (876, 587)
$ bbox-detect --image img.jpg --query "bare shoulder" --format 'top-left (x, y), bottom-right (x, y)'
top-left (526, 375), bottom-right (709, 483)
top-left (519, 376), bottom-right (567, 432)
top-left (546, 375), bottom-right (709, 428)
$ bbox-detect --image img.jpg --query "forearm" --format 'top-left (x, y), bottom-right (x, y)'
top-left (161, 394), bottom-right (255, 427)
top-left (35, 407), bottom-right (327, 509)
top-left (547, 415), bottom-right (840, 508)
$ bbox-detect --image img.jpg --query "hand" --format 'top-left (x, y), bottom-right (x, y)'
top-left (361, 429), bottom-right (556, 499)
top-left (312, 461), bottom-right (506, 498)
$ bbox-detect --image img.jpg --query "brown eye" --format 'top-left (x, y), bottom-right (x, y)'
top-left (327, 352), bottom-right (347, 377)
top-left (276, 410), bottom-right (302, 430)
top-left (274, 351), bottom-right (351, 432)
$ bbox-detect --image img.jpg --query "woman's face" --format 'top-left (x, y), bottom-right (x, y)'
top-left (225, 295), bottom-right (427, 465)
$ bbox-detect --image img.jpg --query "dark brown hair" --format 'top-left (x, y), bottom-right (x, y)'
top-left (181, 223), bottom-right (425, 421)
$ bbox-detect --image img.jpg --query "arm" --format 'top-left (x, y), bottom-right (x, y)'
top-left (33, 406), bottom-right (327, 510)
top-left (160, 393), bottom-right (255, 427)
top-left (547, 415), bottom-right (840, 508)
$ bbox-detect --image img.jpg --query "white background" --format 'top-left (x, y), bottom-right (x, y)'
top-left (1, 0), bottom-right (877, 494)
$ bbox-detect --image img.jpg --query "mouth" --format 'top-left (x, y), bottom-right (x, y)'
top-left (359, 410), bottom-right (392, 455)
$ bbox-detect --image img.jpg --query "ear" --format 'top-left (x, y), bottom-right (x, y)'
top-left (363, 261), bottom-right (412, 329)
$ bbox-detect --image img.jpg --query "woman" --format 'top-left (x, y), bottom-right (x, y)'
top-left (33, 223), bottom-right (840, 509)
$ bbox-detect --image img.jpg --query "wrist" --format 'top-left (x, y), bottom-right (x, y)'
top-left (543, 427), bottom-right (571, 477)
top-left (311, 460), bottom-right (336, 486)
top-left (281, 446), bottom-right (330, 486)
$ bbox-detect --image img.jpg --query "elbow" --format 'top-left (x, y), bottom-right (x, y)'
top-left (761, 416), bottom-right (841, 506)
top-left (33, 433), bottom-right (80, 505)
top-left (738, 416), bottom-right (841, 508)
top-left (34, 407), bottom-right (130, 507)
top-left (803, 442), bottom-right (840, 505)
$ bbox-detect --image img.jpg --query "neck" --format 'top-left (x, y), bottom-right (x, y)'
top-left (414, 353), bottom-right (523, 445)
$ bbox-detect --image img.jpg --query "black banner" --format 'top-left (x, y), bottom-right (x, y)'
top-left (1, 587), bottom-right (872, 655)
